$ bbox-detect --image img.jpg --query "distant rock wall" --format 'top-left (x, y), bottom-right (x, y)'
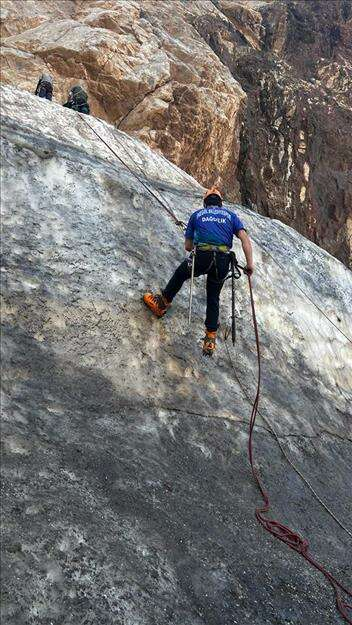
top-left (231, 0), bottom-right (352, 268)
top-left (1, 0), bottom-right (351, 266)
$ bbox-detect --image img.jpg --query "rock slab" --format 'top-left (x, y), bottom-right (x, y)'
top-left (1, 85), bottom-right (352, 625)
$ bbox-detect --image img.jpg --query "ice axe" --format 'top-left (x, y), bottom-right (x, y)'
top-left (226, 252), bottom-right (243, 344)
top-left (188, 248), bottom-right (196, 325)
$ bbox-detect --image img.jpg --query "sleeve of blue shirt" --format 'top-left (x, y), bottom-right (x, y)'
top-left (232, 212), bottom-right (245, 237)
top-left (185, 212), bottom-right (196, 239)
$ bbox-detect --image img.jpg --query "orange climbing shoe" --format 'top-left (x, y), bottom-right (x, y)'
top-left (203, 330), bottom-right (217, 356)
top-left (143, 292), bottom-right (171, 318)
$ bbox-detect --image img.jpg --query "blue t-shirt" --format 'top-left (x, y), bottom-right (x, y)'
top-left (185, 205), bottom-right (245, 248)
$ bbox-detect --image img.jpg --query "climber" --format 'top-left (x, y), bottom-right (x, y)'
top-left (63, 85), bottom-right (90, 114)
top-left (143, 186), bottom-right (254, 355)
top-left (34, 74), bottom-right (53, 101)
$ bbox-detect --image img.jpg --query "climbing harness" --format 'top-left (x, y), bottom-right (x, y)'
top-left (188, 246), bottom-right (235, 326)
top-left (188, 249), bottom-right (196, 325)
top-left (77, 111), bottom-right (352, 622)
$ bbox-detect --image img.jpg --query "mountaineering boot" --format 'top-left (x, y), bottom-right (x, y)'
top-left (143, 292), bottom-right (171, 318)
top-left (203, 330), bottom-right (217, 356)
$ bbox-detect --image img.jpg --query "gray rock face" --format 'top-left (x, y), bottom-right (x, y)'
top-left (1, 85), bottom-right (351, 625)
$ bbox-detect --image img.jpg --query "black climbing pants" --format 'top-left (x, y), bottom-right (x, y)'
top-left (163, 249), bottom-right (231, 331)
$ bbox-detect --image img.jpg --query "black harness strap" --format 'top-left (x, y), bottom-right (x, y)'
top-left (223, 251), bottom-right (243, 345)
top-left (231, 253), bottom-right (236, 345)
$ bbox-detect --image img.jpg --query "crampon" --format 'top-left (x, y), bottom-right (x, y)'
top-left (202, 330), bottom-right (216, 356)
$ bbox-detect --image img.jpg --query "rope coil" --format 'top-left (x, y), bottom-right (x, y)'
top-left (246, 274), bottom-right (352, 624)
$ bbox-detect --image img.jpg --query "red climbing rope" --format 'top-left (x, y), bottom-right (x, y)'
top-left (246, 274), bottom-right (352, 624)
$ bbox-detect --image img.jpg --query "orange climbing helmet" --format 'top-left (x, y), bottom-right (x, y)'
top-left (203, 186), bottom-right (222, 206)
top-left (204, 186), bottom-right (222, 201)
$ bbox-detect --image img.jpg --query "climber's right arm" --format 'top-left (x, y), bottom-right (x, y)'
top-left (238, 229), bottom-right (254, 275)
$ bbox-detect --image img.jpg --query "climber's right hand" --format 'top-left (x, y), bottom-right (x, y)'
top-left (244, 265), bottom-right (254, 276)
